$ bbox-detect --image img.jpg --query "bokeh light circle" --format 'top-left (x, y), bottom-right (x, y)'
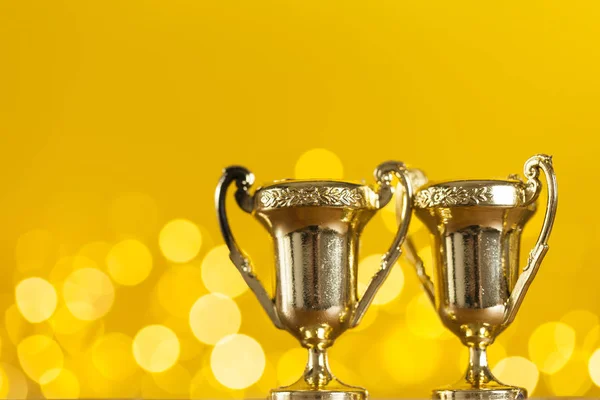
top-left (17, 335), bottom-right (64, 383)
top-left (189, 294), bottom-right (241, 345)
top-left (528, 321), bottom-right (576, 374)
top-left (63, 268), bottom-right (115, 321)
top-left (0, 363), bottom-right (28, 399)
top-left (589, 348), bottom-right (600, 386)
top-left (152, 363), bottom-right (191, 396)
top-left (492, 356), bottom-right (539, 395)
top-left (92, 333), bottom-right (138, 381)
top-left (381, 328), bottom-right (441, 385)
top-left (15, 277), bottom-right (57, 323)
top-left (41, 368), bottom-right (80, 399)
top-left (295, 148), bottom-right (343, 179)
top-left (157, 264), bottom-right (206, 318)
top-left (201, 245), bottom-right (248, 298)
top-left (358, 254), bottom-right (403, 305)
top-left (406, 292), bottom-right (446, 339)
top-left (133, 325), bottom-right (180, 373)
top-left (211, 334), bottom-right (265, 390)
top-left (276, 348), bottom-right (305, 386)
top-left (548, 351), bottom-right (592, 396)
top-left (159, 219), bottom-right (202, 263)
top-left (106, 239), bottom-right (153, 286)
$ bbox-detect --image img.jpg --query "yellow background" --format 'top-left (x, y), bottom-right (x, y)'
top-left (1, 0), bottom-right (600, 398)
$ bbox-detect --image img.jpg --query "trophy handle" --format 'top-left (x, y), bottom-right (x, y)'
top-left (404, 237), bottom-right (436, 305)
top-left (216, 166), bottom-right (283, 329)
top-left (503, 154), bottom-right (558, 327)
top-left (350, 161), bottom-right (413, 327)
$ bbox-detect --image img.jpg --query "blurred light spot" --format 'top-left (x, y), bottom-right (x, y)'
top-left (201, 245), bottom-right (248, 298)
top-left (15, 229), bottom-right (54, 273)
top-left (49, 257), bottom-right (77, 287)
top-left (110, 192), bottom-right (158, 238)
top-left (41, 368), bottom-right (79, 399)
top-left (152, 363), bottom-right (191, 396)
top-left (589, 348), bottom-right (600, 386)
top-left (211, 334), bottom-right (265, 390)
top-left (561, 309), bottom-right (599, 348)
top-left (82, 348), bottom-right (140, 398)
top-left (190, 366), bottom-right (243, 398)
top-left (189, 294), bottom-right (241, 345)
top-left (0, 366), bottom-right (5, 397)
top-left (17, 335), bottom-right (63, 383)
top-left (4, 304), bottom-right (53, 345)
top-left (584, 325), bottom-right (600, 354)
top-left (493, 356), bottom-right (538, 394)
top-left (295, 148), bottom-right (343, 179)
top-left (381, 328), bottom-right (441, 385)
top-left (106, 239), bottom-right (153, 286)
top-left (159, 219), bottom-right (202, 263)
top-left (459, 343), bottom-right (507, 373)
top-left (528, 322), bottom-right (576, 374)
top-left (406, 292), bottom-right (446, 339)
top-left (49, 307), bottom-right (87, 336)
top-left (254, 361), bottom-right (278, 397)
top-left (157, 264), bottom-right (206, 318)
top-left (358, 254), bottom-right (403, 305)
top-left (92, 333), bottom-right (138, 381)
top-left (548, 351), bottom-right (592, 396)
top-left (276, 348), bottom-right (305, 386)
top-left (0, 363), bottom-right (28, 398)
top-left (133, 325), bottom-right (180, 373)
top-left (15, 277), bottom-right (57, 323)
top-left (76, 241), bottom-right (111, 269)
top-left (63, 268), bottom-right (115, 321)
top-left (352, 286), bottom-right (378, 333)
top-left (160, 316), bottom-right (205, 361)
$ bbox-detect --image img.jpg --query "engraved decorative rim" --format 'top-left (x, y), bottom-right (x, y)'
top-left (414, 179), bottom-right (535, 208)
top-left (254, 181), bottom-right (379, 210)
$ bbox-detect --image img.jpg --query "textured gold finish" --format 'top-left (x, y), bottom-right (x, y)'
top-left (216, 162), bottom-right (415, 400)
top-left (405, 154), bottom-right (558, 400)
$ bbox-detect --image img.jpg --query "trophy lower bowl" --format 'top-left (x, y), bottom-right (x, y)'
top-left (271, 378), bottom-right (367, 400)
top-left (433, 386), bottom-right (526, 400)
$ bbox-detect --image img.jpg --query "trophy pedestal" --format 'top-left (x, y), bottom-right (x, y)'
top-left (270, 378), bottom-right (367, 400)
top-left (433, 387), bottom-right (527, 400)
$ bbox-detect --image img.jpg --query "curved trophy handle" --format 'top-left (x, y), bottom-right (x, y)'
top-left (404, 238), bottom-right (435, 305)
top-left (215, 166), bottom-right (283, 329)
top-left (350, 161), bottom-right (413, 327)
top-left (503, 154), bottom-right (558, 326)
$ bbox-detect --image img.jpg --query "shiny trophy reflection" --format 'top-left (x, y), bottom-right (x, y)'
top-left (405, 154), bottom-right (557, 400)
top-left (216, 162), bottom-right (414, 400)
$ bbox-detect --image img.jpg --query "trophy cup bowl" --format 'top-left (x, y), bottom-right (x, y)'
top-left (216, 162), bottom-right (415, 400)
top-left (404, 154), bottom-right (558, 400)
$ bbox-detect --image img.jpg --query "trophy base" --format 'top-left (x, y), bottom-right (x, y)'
top-left (270, 378), bottom-right (367, 400)
top-left (433, 387), bottom-right (527, 400)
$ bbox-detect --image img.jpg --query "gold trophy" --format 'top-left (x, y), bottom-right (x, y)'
top-left (405, 154), bottom-right (557, 400)
top-left (215, 162), bottom-right (414, 400)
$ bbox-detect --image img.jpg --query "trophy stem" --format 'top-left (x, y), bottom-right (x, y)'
top-left (303, 347), bottom-right (333, 389)
top-left (465, 345), bottom-right (496, 388)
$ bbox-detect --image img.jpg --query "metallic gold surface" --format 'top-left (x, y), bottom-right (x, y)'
top-left (216, 162), bottom-right (414, 400)
top-left (405, 154), bottom-right (558, 400)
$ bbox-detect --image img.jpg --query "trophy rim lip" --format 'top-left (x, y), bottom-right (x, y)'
top-left (419, 178), bottom-right (525, 188)
top-left (414, 179), bottom-right (536, 208)
top-left (256, 179), bottom-right (372, 191)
